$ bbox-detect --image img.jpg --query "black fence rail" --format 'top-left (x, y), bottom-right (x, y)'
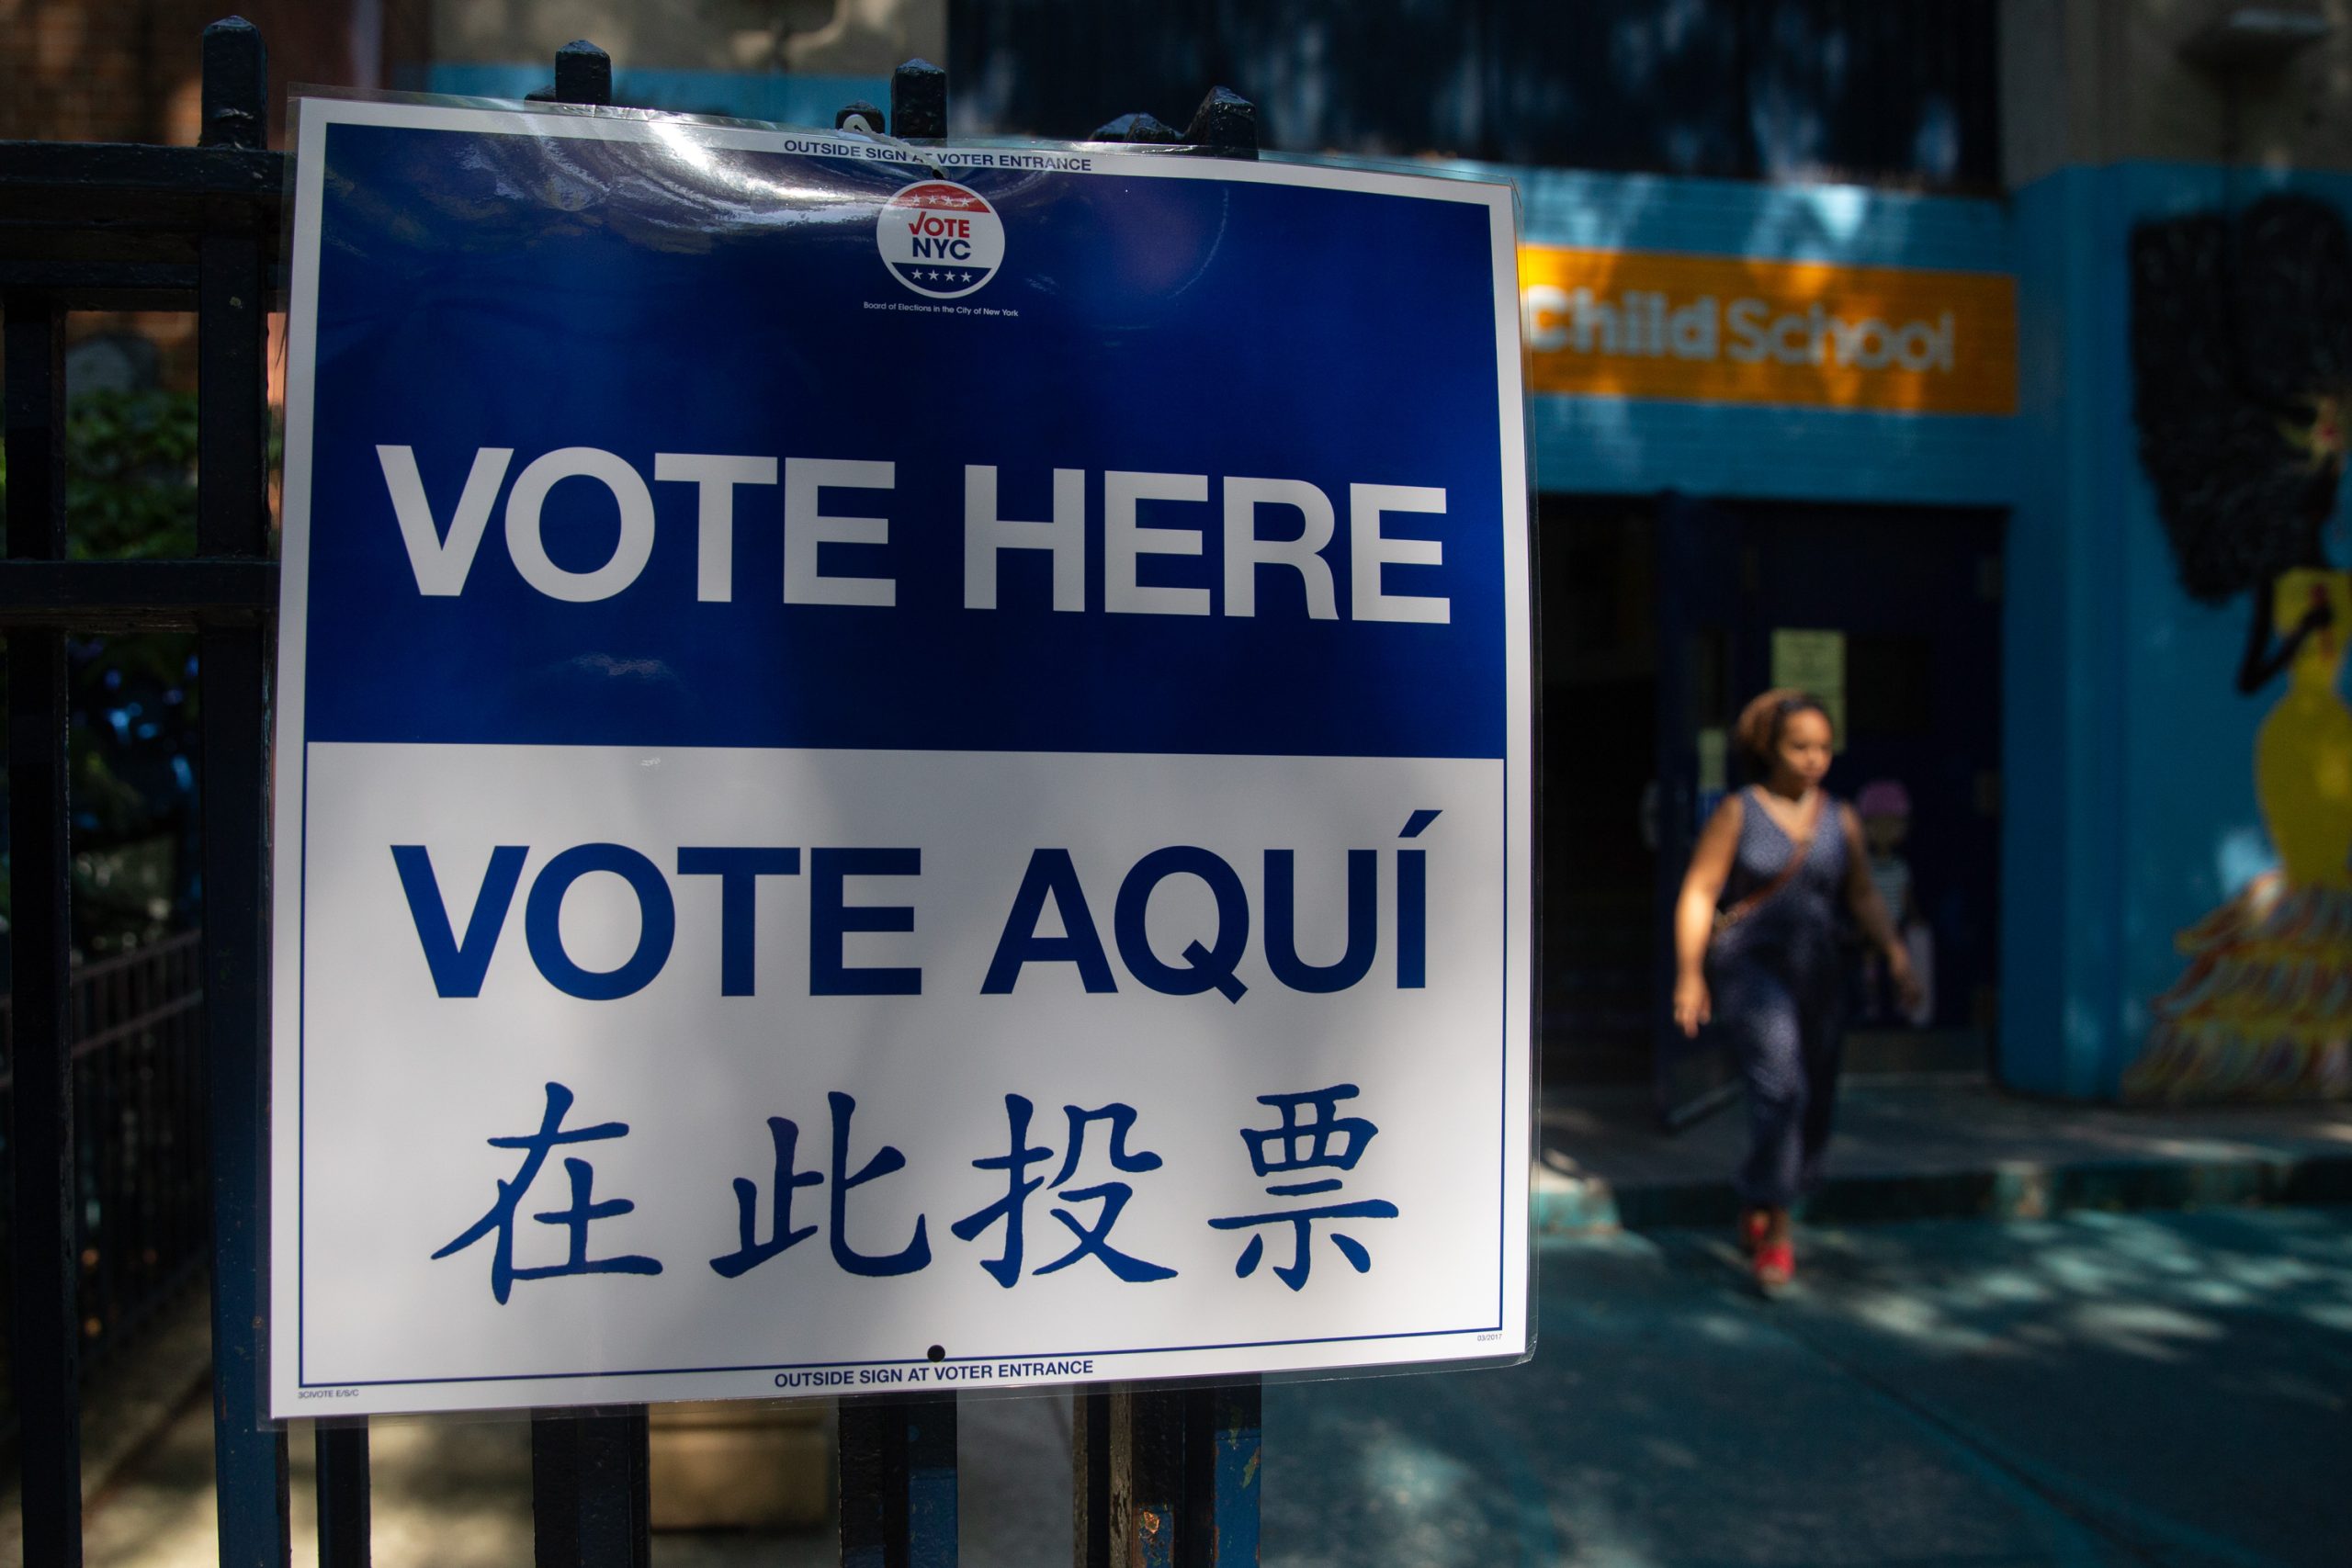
top-left (0, 928), bottom-right (210, 1429)
top-left (4, 19), bottom-right (1262, 1566)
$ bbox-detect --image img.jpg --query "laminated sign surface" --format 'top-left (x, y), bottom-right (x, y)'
top-left (270, 96), bottom-right (1532, 1417)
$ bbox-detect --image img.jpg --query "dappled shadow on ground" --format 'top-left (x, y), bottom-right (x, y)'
top-left (1263, 1207), bottom-right (2352, 1567)
top-left (1758, 1208), bottom-right (2352, 1568)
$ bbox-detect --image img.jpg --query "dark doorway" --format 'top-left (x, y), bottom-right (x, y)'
top-left (1540, 499), bottom-right (1661, 1087)
top-left (1541, 494), bottom-right (2007, 1114)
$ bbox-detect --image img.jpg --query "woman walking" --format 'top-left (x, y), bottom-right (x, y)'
top-left (1671, 689), bottom-right (1918, 1292)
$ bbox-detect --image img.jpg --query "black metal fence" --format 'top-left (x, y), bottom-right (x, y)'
top-left (0, 929), bottom-right (209, 1430)
top-left (5, 19), bottom-right (1261, 1565)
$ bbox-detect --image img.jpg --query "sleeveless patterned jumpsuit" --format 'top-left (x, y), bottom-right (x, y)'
top-left (1708, 785), bottom-right (1849, 1207)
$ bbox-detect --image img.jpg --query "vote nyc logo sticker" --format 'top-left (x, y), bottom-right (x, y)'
top-left (877, 181), bottom-right (1004, 299)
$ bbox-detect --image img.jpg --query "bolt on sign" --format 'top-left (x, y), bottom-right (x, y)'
top-left (1520, 246), bottom-right (2018, 415)
top-left (267, 96), bottom-right (1535, 1417)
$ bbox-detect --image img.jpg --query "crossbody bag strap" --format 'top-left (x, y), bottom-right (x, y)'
top-left (1715, 793), bottom-right (1817, 931)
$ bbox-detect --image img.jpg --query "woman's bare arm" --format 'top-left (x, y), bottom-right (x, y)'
top-left (1675, 796), bottom-right (1741, 974)
top-left (1670, 795), bottom-right (1743, 1035)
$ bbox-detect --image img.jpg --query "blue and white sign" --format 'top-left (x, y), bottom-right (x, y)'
top-left (268, 96), bottom-right (1532, 1417)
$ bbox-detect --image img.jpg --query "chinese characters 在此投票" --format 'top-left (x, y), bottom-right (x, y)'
top-left (433, 1080), bottom-right (1396, 1301)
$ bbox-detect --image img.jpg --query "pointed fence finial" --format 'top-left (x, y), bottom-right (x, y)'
top-left (1091, 112), bottom-right (1181, 144)
top-left (1184, 85), bottom-right (1258, 159)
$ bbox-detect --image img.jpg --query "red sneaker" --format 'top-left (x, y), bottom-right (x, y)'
top-left (1754, 1239), bottom-right (1794, 1293)
top-left (1739, 1209), bottom-right (1771, 1256)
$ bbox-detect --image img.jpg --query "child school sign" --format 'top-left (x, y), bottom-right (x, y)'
top-left (267, 96), bottom-right (1533, 1417)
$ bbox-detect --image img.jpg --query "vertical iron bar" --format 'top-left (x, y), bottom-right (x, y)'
top-left (315, 1424), bottom-right (372, 1567)
top-left (94, 997), bottom-right (116, 1341)
top-left (87, 1034), bottom-right (108, 1342)
top-left (198, 17), bottom-right (291, 1568)
top-left (830, 61), bottom-right (962, 1568)
top-left (1068, 73), bottom-right (1262, 1561)
top-left (1073, 1379), bottom-right (1259, 1566)
top-left (840, 1393), bottom-right (957, 1567)
top-left (1071, 1390), bottom-right (1110, 1568)
top-left (520, 47), bottom-right (653, 1564)
top-left (516, 39), bottom-right (651, 1562)
top-left (6, 288), bottom-right (83, 1568)
top-left (1181, 1380), bottom-right (1260, 1567)
top-left (837, 1398), bottom-right (899, 1567)
top-left (531, 1416), bottom-right (582, 1565)
top-left (905, 1392), bottom-right (957, 1564)
top-left (533, 1410), bottom-right (649, 1568)
top-left (1178, 88), bottom-right (1262, 1562)
top-left (1109, 1389), bottom-right (1184, 1568)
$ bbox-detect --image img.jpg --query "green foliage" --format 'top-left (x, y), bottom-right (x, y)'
top-left (0, 387), bottom-right (210, 960)
top-left (63, 389), bottom-right (201, 558)
top-left (0, 388), bottom-right (202, 558)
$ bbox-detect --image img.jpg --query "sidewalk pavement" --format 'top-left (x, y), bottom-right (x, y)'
top-left (1535, 1076), bottom-right (2352, 1231)
top-left (1269, 1206), bottom-right (2352, 1567)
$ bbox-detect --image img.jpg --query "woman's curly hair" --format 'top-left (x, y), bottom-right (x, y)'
top-left (1734, 688), bottom-right (1832, 773)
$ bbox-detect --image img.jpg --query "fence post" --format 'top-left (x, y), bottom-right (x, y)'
top-left (315, 1424), bottom-right (371, 1567)
top-left (194, 17), bottom-right (295, 1567)
top-left (1072, 88), bottom-right (1262, 1565)
top-left (1073, 1382), bottom-right (1261, 1568)
top-left (5, 280), bottom-right (83, 1568)
top-left (1183, 1382), bottom-right (1261, 1564)
top-left (533, 1406), bottom-right (651, 1568)
top-left (825, 60), bottom-right (962, 1568)
top-left (838, 1391), bottom-right (958, 1567)
top-left (512, 39), bottom-right (658, 1568)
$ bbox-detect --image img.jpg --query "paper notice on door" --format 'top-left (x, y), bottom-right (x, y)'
top-left (1770, 628), bottom-right (1847, 743)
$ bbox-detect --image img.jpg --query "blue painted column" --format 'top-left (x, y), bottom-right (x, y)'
top-left (2000, 164), bottom-right (2141, 1100)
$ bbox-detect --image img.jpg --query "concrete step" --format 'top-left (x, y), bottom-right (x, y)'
top-left (1536, 1078), bottom-right (2352, 1233)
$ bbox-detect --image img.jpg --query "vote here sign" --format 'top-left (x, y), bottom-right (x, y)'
top-left (268, 96), bottom-right (1532, 1418)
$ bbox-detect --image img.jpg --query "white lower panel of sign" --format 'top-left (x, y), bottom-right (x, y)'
top-left (271, 744), bottom-right (1530, 1416)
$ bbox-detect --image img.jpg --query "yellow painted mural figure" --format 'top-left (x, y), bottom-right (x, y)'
top-left (2258, 570), bottom-right (2352, 890)
top-left (2129, 194), bottom-right (2352, 1103)
top-left (2131, 570), bottom-right (2352, 1101)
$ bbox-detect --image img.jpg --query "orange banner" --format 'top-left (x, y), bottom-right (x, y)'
top-left (1519, 246), bottom-right (2017, 415)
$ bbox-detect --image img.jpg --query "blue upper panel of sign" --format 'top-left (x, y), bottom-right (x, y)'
top-left (300, 117), bottom-right (1513, 758)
